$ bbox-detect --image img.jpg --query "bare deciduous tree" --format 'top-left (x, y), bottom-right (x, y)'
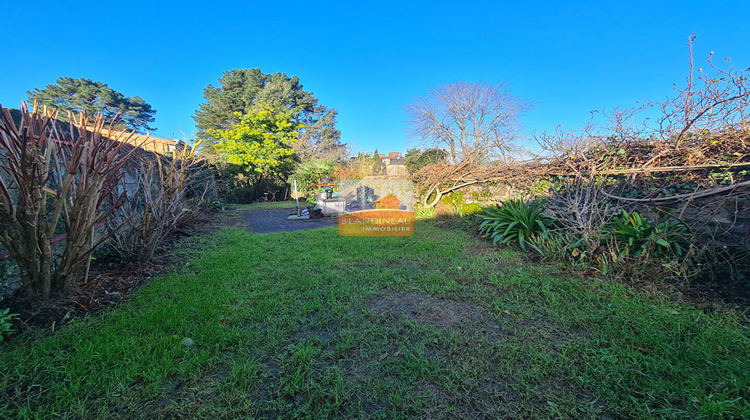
top-left (406, 81), bottom-right (531, 165)
top-left (657, 34), bottom-right (750, 143)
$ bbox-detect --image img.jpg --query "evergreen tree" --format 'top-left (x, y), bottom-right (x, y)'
top-left (194, 69), bottom-right (344, 162)
top-left (372, 149), bottom-right (383, 175)
top-left (28, 77), bottom-right (156, 133)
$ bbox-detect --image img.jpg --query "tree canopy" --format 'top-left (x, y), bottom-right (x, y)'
top-left (27, 77), bottom-right (156, 133)
top-left (194, 69), bottom-right (344, 162)
top-left (404, 148), bottom-right (449, 173)
top-left (212, 104), bottom-right (300, 180)
top-left (406, 81), bottom-right (530, 164)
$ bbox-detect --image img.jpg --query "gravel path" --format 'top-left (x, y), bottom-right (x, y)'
top-left (244, 208), bottom-right (338, 233)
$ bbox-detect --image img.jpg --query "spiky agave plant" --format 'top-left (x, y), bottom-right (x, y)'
top-left (478, 199), bottom-right (551, 251)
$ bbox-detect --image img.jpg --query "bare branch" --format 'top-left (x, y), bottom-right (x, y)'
top-left (406, 81), bottom-right (531, 165)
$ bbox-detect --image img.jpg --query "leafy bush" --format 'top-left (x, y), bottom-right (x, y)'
top-left (415, 206), bottom-right (436, 220)
top-left (608, 210), bottom-right (654, 258)
top-left (454, 202), bottom-right (484, 217)
top-left (209, 198), bottom-right (227, 212)
top-left (0, 308), bottom-right (19, 343)
top-left (592, 211), bottom-right (692, 280)
top-left (404, 148), bottom-right (448, 174)
top-left (289, 160), bottom-right (336, 200)
top-left (478, 199), bottom-right (551, 251)
top-left (442, 191), bottom-right (485, 217)
top-left (606, 210), bottom-right (689, 260)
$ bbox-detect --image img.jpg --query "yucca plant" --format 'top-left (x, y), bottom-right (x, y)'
top-left (478, 199), bottom-right (551, 251)
top-left (0, 102), bottom-right (141, 299)
top-left (289, 159), bottom-right (336, 199)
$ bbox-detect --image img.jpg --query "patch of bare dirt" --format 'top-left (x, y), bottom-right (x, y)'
top-left (368, 292), bottom-right (502, 338)
top-left (206, 206), bottom-right (253, 231)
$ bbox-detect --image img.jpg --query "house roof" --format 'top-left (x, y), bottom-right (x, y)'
top-left (3, 107), bottom-right (177, 153)
top-left (93, 128), bottom-right (177, 152)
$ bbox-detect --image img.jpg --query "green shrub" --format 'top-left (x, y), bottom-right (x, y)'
top-left (453, 202), bottom-right (484, 218)
top-left (415, 206), bottom-right (436, 220)
top-left (607, 210), bottom-right (688, 260)
top-left (443, 191), bottom-right (485, 217)
top-left (0, 308), bottom-right (19, 343)
top-left (289, 160), bottom-right (336, 200)
top-left (529, 229), bottom-right (590, 263)
top-left (608, 210), bottom-right (654, 258)
top-left (652, 218), bottom-right (690, 258)
top-left (210, 198), bottom-right (227, 212)
top-left (478, 199), bottom-right (551, 251)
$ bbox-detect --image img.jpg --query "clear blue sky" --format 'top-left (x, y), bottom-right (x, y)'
top-left (1, 1), bottom-right (748, 155)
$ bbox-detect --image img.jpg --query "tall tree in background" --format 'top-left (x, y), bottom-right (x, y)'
top-left (194, 69), bottom-right (345, 162)
top-left (406, 81), bottom-right (530, 164)
top-left (28, 77), bottom-right (156, 133)
top-left (294, 109), bottom-right (346, 162)
top-left (372, 149), bottom-right (383, 175)
top-left (212, 104), bottom-right (300, 193)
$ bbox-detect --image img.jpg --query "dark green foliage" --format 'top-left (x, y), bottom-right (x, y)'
top-left (404, 148), bottom-right (448, 173)
top-left (371, 149), bottom-right (383, 175)
top-left (288, 160), bottom-right (336, 199)
top-left (608, 211), bottom-right (654, 257)
top-left (607, 210), bottom-right (688, 259)
top-left (478, 199), bottom-right (551, 250)
top-left (0, 308), bottom-right (19, 343)
top-left (193, 69), bottom-right (344, 161)
top-left (194, 69), bottom-right (315, 135)
top-left (27, 77), bottom-right (156, 133)
top-left (295, 108), bottom-right (346, 162)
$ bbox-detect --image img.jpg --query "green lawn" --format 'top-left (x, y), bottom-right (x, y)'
top-left (1, 221), bottom-right (748, 419)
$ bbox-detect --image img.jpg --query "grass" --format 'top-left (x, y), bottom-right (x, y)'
top-left (1, 220), bottom-right (748, 418)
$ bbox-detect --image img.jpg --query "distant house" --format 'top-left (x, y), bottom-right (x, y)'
top-left (380, 152), bottom-right (407, 176)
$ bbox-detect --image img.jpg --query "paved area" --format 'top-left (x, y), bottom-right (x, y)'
top-left (244, 208), bottom-right (338, 233)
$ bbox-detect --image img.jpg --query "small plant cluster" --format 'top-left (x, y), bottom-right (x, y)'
top-left (441, 191), bottom-right (486, 217)
top-left (478, 196), bottom-right (692, 281)
top-left (288, 159), bottom-right (336, 201)
top-left (0, 308), bottom-right (19, 343)
top-left (478, 199), bottom-right (550, 251)
top-left (596, 210), bottom-right (690, 277)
